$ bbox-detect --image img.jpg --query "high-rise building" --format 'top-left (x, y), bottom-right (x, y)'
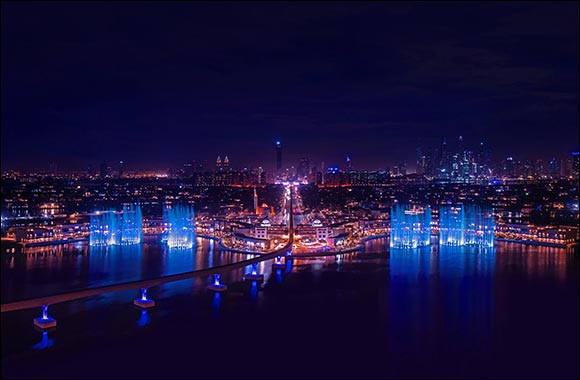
top-left (275, 141), bottom-right (282, 172)
top-left (346, 155), bottom-right (352, 170)
top-left (216, 156), bottom-right (222, 171)
top-left (439, 138), bottom-right (450, 178)
top-left (253, 187), bottom-right (258, 214)
top-left (118, 161), bottom-right (124, 178)
top-left (49, 162), bottom-right (57, 175)
top-left (549, 158), bottom-right (559, 178)
top-left (399, 162), bottom-right (407, 175)
top-left (223, 156), bottom-right (230, 171)
top-left (572, 151), bottom-right (579, 180)
top-left (257, 166), bottom-right (263, 184)
top-left (298, 157), bottom-right (310, 179)
top-left (416, 143), bottom-right (422, 174)
top-left (100, 161), bottom-right (111, 178)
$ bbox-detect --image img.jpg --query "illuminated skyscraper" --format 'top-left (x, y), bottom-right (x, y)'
top-left (298, 157), bottom-right (310, 179)
top-left (100, 161), bottom-right (111, 178)
top-left (275, 141), bottom-right (282, 172)
top-left (571, 151), bottom-right (579, 180)
top-left (254, 187), bottom-right (258, 214)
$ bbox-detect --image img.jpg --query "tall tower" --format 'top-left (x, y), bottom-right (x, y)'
top-left (216, 156), bottom-right (222, 171)
top-left (223, 156), bottom-right (230, 171)
top-left (346, 155), bottom-right (352, 170)
top-left (275, 141), bottom-right (282, 172)
top-left (458, 136), bottom-right (465, 158)
top-left (118, 160), bottom-right (124, 178)
top-left (253, 187), bottom-right (259, 215)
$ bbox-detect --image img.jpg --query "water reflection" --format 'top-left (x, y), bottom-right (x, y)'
top-left (2, 238), bottom-right (247, 303)
top-left (250, 281), bottom-right (258, 303)
top-left (285, 257), bottom-right (293, 273)
top-left (32, 331), bottom-right (54, 350)
top-left (137, 309), bottom-right (151, 328)
top-left (212, 292), bottom-right (221, 319)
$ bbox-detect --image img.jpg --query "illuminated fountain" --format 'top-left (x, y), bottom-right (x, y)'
top-left (207, 273), bottom-right (227, 292)
top-left (120, 203), bottom-right (142, 245)
top-left (163, 203), bottom-right (196, 249)
top-left (89, 203), bottom-right (142, 246)
top-left (89, 210), bottom-right (119, 246)
top-left (439, 203), bottom-right (494, 247)
top-left (439, 204), bottom-right (465, 246)
top-left (464, 204), bottom-right (495, 247)
top-left (390, 204), bottom-right (431, 249)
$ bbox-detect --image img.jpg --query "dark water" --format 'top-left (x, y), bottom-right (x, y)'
top-left (2, 237), bottom-right (248, 302)
top-left (2, 239), bottom-right (578, 379)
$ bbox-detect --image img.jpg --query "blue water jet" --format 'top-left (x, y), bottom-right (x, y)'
top-left (390, 204), bottom-right (432, 249)
top-left (89, 203), bottom-right (142, 246)
top-left (163, 203), bottom-right (196, 249)
top-left (464, 204), bottom-right (495, 247)
top-left (439, 204), bottom-right (466, 246)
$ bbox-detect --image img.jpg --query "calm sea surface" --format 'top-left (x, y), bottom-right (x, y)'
top-left (2, 238), bottom-right (578, 378)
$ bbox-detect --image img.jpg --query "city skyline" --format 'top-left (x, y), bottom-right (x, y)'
top-left (3, 136), bottom-right (579, 175)
top-left (2, 2), bottom-right (578, 171)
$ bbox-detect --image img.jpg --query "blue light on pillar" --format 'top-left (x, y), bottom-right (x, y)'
top-left (134, 287), bottom-right (156, 308)
top-left (33, 304), bottom-right (57, 329)
top-left (244, 263), bottom-right (264, 282)
top-left (272, 255), bottom-right (285, 268)
top-left (207, 273), bottom-right (227, 291)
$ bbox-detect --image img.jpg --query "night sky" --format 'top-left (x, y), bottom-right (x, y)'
top-left (2, 1), bottom-right (578, 172)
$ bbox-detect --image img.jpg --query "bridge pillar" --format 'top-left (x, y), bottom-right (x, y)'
top-left (272, 255), bottom-right (285, 269)
top-left (207, 274), bottom-right (227, 292)
top-left (134, 288), bottom-right (155, 308)
top-left (244, 263), bottom-right (264, 281)
top-left (33, 304), bottom-right (57, 329)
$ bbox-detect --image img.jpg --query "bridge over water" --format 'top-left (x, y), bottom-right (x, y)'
top-left (1, 186), bottom-right (296, 327)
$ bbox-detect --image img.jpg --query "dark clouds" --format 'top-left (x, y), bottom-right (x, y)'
top-left (1, 1), bottom-right (578, 171)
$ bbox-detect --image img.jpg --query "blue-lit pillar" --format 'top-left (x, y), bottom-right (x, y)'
top-left (244, 263), bottom-right (264, 281)
top-left (207, 273), bottom-right (228, 292)
top-left (133, 287), bottom-right (156, 308)
top-left (33, 304), bottom-right (57, 329)
top-left (272, 255), bottom-right (285, 269)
